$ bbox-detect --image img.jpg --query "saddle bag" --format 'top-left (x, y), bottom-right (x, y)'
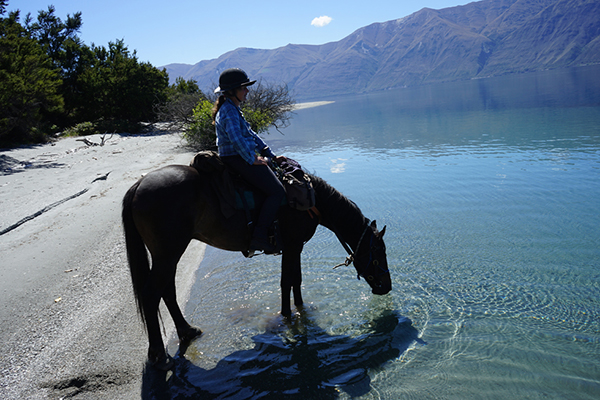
top-left (277, 158), bottom-right (316, 211)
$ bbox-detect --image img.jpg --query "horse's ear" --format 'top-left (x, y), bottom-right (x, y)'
top-left (370, 220), bottom-right (377, 229)
top-left (379, 225), bottom-right (386, 238)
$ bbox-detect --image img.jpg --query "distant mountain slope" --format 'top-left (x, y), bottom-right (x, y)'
top-left (163, 0), bottom-right (600, 100)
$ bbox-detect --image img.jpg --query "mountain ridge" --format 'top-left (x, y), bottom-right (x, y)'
top-left (163, 0), bottom-right (600, 100)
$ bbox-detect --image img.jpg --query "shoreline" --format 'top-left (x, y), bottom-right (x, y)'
top-left (0, 132), bottom-right (204, 399)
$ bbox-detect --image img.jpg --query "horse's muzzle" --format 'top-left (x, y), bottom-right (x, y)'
top-left (372, 286), bottom-right (392, 295)
top-left (371, 276), bottom-right (392, 295)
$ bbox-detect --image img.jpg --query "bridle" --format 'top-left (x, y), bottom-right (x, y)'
top-left (332, 223), bottom-right (389, 281)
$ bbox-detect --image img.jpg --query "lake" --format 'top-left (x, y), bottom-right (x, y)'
top-left (156, 66), bottom-right (600, 399)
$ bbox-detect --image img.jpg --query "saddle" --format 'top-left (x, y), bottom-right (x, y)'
top-left (189, 151), bottom-right (315, 218)
top-left (189, 151), bottom-right (238, 218)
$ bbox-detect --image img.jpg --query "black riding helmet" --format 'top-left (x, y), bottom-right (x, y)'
top-left (214, 68), bottom-right (256, 93)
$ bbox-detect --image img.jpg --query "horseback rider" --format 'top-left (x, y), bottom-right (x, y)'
top-left (212, 68), bottom-right (286, 254)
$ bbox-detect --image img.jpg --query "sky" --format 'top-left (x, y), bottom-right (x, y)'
top-left (8, 0), bottom-right (471, 67)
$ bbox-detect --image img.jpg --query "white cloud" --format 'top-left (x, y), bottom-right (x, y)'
top-left (311, 16), bottom-right (332, 28)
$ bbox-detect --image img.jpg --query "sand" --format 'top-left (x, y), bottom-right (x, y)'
top-left (0, 132), bottom-right (205, 399)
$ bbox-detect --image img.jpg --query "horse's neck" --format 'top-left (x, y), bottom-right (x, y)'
top-left (326, 213), bottom-right (367, 252)
top-left (315, 179), bottom-right (367, 251)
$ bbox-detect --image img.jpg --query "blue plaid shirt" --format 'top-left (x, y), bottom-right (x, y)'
top-left (215, 98), bottom-right (275, 165)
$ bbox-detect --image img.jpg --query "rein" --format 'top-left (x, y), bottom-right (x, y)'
top-left (332, 224), bottom-right (370, 276)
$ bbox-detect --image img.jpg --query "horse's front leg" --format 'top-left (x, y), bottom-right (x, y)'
top-left (281, 247), bottom-right (303, 317)
top-left (281, 286), bottom-right (292, 317)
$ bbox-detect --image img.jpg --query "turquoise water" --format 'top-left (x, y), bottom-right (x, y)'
top-left (159, 66), bottom-right (600, 399)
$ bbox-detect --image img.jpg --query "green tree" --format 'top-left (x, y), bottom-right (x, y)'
top-left (23, 5), bottom-right (169, 133)
top-left (0, 6), bottom-right (63, 145)
top-left (170, 76), bottom-right (200, 95)
top-left (73, 39), bottom-right (169, 131)
top-left (25, 4), bottom-right (83, 71)
top-left (24, 4), bottom-right (87, 126)
top-left (155, 77), bottom-right (206, 132)
top-left (1, 1), bottom-right (172, 144)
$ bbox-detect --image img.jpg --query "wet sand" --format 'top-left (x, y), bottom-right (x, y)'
top-left (0, 132), bottom-right (204, 399)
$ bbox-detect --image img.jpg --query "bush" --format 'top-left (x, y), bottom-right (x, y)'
top-left (63, 121), bottom-right (96, 136)
top-left (183, 100), bottom-right (216, 150)
top-left (242, 107), bottom-right (276, 134)
top-left (62, 119), bottom-right (141, 137)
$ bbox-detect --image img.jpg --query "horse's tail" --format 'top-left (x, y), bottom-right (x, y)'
top-left (122, 180), bottom-right (149, 329)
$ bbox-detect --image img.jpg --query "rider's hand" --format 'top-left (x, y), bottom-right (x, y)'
top-left (253, 156), bottom-right (269, 166)
top-left (273, 155), bottom-right (287, 164)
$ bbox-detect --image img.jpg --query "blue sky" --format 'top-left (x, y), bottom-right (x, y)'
top-left (9, 0), bottom-right (471, 67)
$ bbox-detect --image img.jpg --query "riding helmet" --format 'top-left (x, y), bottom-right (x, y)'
top-left (214, 68), bottom-right (256, 93)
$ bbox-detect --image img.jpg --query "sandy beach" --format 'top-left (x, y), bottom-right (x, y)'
top-left (0, 132), bottom-right (204, 399)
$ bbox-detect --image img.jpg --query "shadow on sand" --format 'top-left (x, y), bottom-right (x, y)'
top-left (141, 309), bottom-right (423, 399)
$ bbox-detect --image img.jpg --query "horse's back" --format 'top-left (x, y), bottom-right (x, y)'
top-left (129, 165), bottom-right (206, 250)
top-left (136, 164), bottom-right (200, 195)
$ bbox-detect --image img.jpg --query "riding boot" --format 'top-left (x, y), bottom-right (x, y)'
top-left (250, 225), bottom-right (276, 254)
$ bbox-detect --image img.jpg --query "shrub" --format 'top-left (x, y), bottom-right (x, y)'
top-left (63, 121), bottom-right (96, 136)
top-left (62, 119), bottom-right (141, 137)
top-left (183, 100), bottom-right (216, 150)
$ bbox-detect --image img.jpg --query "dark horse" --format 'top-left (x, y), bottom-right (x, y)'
top-left (122, 164), bottom-right (392, 369)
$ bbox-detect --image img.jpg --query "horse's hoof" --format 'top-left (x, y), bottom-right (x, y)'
top-left (148, 348), bottom-right (174, 371)
top-left (177, 326), bottom-right (203, 357)
top-left (148, 354), bottom-right (174, 371)
top-left (181, 326), bottom-right (203, 343)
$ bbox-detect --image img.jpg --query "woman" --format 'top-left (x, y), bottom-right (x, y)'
top-left (212, 68), bottom-right (286, 254)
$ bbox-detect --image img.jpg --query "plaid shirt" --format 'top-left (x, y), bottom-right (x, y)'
top-left (215, 98), bottom-right (275, 165)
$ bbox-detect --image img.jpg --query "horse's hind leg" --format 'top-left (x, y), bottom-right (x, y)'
top-left (143, 248), bottom-right (195, 369)
top-left (163, 277), bottom-right (202, 350)
top-left (142, 260), bottom-right (173, 369)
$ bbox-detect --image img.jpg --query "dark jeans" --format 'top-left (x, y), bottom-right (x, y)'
top-left (222, 155), bottom-right (285, 237)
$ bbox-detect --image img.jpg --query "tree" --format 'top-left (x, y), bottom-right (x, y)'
top-left (72, 39), bottom-right (169, 130)
top-left (1, 1), bottom-right (172, 144)
top-left (25, 4), bottom-right (83, 71)
top-left (23, 4), bottom-right (85, 127)
top-left (23, 5), bottom-right (169, 133)
top-left (244, 80), bottom-right (295, 133)
top-left (0, 7), bottom-right (63, 145)
top-left (154, 77), bottom-right (206, 132)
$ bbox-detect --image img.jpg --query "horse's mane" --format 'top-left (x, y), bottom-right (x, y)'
top-left (309, 174), bottom-right (368, 243)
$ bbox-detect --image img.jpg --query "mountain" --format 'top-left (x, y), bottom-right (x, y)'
top-left (163, 0), bottom-right (600, 100)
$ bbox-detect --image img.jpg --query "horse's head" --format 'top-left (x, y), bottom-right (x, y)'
top-left (354, 220), bottom-right (392, 295)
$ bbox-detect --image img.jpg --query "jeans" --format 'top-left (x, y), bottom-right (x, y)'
top-left (222, 155), bottom-right (285, 238)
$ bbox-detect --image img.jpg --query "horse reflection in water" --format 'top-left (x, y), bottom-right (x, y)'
top-left (142, 310), bottom-right (423, 399)
top-left (123, 165), bottom-right (392, 369)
